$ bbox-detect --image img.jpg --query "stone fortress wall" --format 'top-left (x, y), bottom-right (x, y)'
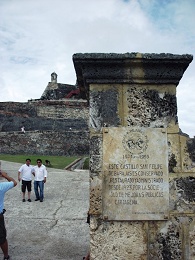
top-left (0, 73), bottom-right (89, 156)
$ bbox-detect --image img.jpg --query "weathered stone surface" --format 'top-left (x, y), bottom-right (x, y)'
top-left (0, 100), bottom-right (89, 155)
top-left (90, 219), bottom-right (147, 260)
top-left (90, 134), bottom-right (102, 173)
top-left (169, 175), bottom-right (195, 213)
top-left (0, 114), bottom-right (87, 132)
top-left (90, 176), bottom-right (102, 215)
top-left (123, 85), bottom-right (178, 130)
top-left (186, 137), bottom-right (195, 163)
top-left (189, 219), bottom-right (195, 259)
top-left (148, 216), bottom-right (195, 259)
top-left (0, 102), bottom-right (37, 117)
top-left (148, 218), bottom-right (182, 259)
top-left (180, 135), bottom-right (195, 172)
top-left (36, 100), bottom-right (88, 120)
top-left (89, 87), bottom-right (120, 130)
top-left (0, 130), bottom-right (89, 156)
top-left (0, 100), bottom-right (88, 131)
top-left (168, 133), bottom-right (181, 173)
top-left (73, 52), bottom-right (193, 99)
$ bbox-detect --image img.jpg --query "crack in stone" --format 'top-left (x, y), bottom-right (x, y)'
top-left (48, 200), bottom-right (63, 230)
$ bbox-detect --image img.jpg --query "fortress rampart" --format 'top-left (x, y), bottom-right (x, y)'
top-left (0, 98), bottom-right (89, 155)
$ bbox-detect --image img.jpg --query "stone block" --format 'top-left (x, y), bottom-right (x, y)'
top-left (89, 85), bottom-right (121, 129)
top-left (169, 174), bottom-right (195, 213)
top-left (148, 217), bottom-right (182, 259)
top-left (180, 135), bottom-right (195, 172)
top-left (189, 219), bottom-right (195, 259)
top-left (89, 176), bottom-right (102, 215)
top-left (90, 134), bottom-right (103, 173)
top-left (123, 84), bottom-right (178, 130)
top-left (168, 133), bottom-right (181, 173)
top-left (90, 219), bottom-right (147, 260)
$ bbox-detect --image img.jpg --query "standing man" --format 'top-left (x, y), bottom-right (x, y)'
top-left (18, 158), bottom-right (34, 202)
top-left (0, 170), bottom-right (17, 260)
top-left (33, 159), bottom-right (47, 202)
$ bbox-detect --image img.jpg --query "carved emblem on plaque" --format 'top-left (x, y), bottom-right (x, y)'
top-left (122, 129), bottom-right (148, 155)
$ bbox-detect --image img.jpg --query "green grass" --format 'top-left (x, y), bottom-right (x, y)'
top-left (0, 154), bottom-right (80, 169)
top-left (83, 157), bottom-right (89, 169)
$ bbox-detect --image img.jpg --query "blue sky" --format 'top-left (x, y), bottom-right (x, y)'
top-left (0, 0), bottom-right (194, 137)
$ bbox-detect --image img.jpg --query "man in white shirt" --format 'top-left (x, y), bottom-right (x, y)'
top-left (18, 159), bottom-right (34, 202)
top-left (32, 159), bottom-right (47, 202)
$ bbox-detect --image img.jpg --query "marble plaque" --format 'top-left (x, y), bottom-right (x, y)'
top-left (102, 127), bottom-right (169, 221)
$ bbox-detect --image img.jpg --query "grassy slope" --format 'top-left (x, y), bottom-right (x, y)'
top-left (0, 154), bottom-right (79, 169)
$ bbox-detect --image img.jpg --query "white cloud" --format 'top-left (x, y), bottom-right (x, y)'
top-left (0, 0), bottom-right (194, 137)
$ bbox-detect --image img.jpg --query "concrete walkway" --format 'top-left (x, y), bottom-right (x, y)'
top-left (0, 160), bottom-right (90, 260)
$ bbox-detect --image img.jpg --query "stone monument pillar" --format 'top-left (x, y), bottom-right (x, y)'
top-left (73, 53), bottom-right (194, 259)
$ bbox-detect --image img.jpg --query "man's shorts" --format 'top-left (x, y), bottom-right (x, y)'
top-left (0, 215), bottom-right (6, 245)
top-left (21, 180), bottom-right (32, 192)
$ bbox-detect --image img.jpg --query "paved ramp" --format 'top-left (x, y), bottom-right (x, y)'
top-left (0, 160), bottom-right (90, 260)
